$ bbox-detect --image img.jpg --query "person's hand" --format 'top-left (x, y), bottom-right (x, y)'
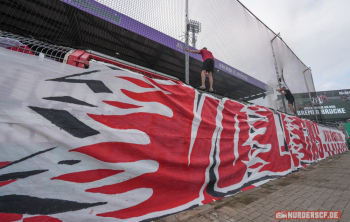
top-left (185, 48), bottom-right (189, 51)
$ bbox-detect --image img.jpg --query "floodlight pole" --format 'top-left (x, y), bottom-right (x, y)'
top-left (270, 33), bottom-right (287, 113)
top-left (189, 20), bottom-right (201, 49)
top-left (192, 31), bottom-right (196, 48)
top-left (303, 67), bottom-right (319, 123)
top-left (185, 0), bottom-right (189, 84)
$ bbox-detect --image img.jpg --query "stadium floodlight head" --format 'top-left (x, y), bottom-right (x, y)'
top-left (189, 20), bottom-right (201, 48)
top-left (189, 20), bottom-right (201, 34)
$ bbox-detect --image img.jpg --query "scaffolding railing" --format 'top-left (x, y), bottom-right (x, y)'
top-left (0, 30), bottom-right (74, 62)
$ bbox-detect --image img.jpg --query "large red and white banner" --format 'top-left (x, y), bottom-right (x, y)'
top-left (0, 48), bottom-right (347, 222)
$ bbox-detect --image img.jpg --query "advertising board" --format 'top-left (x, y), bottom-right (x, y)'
top-left (293, 89), bottom-right (350, 121)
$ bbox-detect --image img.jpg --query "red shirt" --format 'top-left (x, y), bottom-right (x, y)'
top-left (199, 49), bottom-right (214, 62)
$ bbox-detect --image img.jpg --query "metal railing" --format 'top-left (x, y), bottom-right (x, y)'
top-left (0, 30), bottom-right (74, 62)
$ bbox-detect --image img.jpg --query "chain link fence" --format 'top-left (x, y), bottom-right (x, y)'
top-left (0, 0), bottom-right (317, 115)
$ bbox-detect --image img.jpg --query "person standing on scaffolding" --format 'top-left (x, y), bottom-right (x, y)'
top-left (277, 86), bottom-right (296, 115)
top-left (185, 47), bottom-right (215, 92)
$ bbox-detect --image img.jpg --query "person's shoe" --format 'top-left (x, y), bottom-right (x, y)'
top-left (199, 86), bottom-right (206, 90)
top-left (209, 88), bottom-right (214, 92)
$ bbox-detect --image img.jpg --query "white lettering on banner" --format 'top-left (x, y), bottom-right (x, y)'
top-left (297, 110), bottom-right (318, 115)
top-left (320, 108), bottom-right (346, 115)
top-left (339, 91), bottom-right (350, 95)
top-left (218, 63), bottom-right (248, 80)
top-left (219, 63), bottom-right (233, 73)
top-left (299, 106), bottom-right (346, 116)
top-left (176, 42), bottom-right (184, 50)
top-left (320, 128), bottom-right (346, 157)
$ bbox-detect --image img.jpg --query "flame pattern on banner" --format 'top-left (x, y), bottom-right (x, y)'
top-left (0, 57), bottom-right (347, 222)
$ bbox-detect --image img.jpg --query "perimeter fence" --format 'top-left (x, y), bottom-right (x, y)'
top-left (0, 0), bottom-right (317, 116)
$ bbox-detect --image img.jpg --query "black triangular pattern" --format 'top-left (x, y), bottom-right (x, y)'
top-left (43, 96), bottom-right (97, 107)
top-left (46, 70), bottom-right (112, 93)
top-left (0, 170), bottom-right (48, 182)
top-left (276, 113), bottom-right (289, 152)
top-left (253, 144), bottom-right (267, 149)
top-left (29, 106), bottom-right (100, 138)
top-left (284, 140), bottom-right (289, 152)
top-left (58, 160), bottom-right (81, 165)
top-left (107, 66), bottom-right (121, 70)
top-left (0, 147), bottom-right (56, 170)
top-left (196, 93), bottom-right (203, 112)
top-left (0, 195), bottom-right (106, 214)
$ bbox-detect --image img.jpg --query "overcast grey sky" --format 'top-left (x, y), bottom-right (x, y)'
top-left (239, 0), bottom-right (350, 92)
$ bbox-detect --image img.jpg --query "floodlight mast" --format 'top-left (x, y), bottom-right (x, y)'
top-left (270, 33), bottom-right (287, 113)
top-left (185, 0), bottom-right (189, 84)
top-left (303, 67), bottom-right (319, 123)
top-left (189, 20), bottom-right (201, 48)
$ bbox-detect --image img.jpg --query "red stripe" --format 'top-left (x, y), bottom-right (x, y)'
top-left (0, 213), bottom-right (23, 222)
top-left (241, 185), bottom-right (256, 192)
top-left (0, 161), bottom-right (11, 168)
top-left (0, 180), bottom-right (17, 188)
top-left (23, 216), bottom-right (62, 222)
top-left (117, 76), bottom-right (155, 88)
top-left (103, 101), bottom-right (142, 109)
top-left (249, 162), bottom-right (263, 169)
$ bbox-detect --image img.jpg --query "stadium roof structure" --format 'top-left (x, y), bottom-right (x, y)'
top-left (0, 0), bottom-right (269, 101)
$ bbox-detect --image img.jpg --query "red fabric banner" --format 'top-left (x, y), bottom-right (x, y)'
top-left (0, 52), bottom-right (347, 221)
